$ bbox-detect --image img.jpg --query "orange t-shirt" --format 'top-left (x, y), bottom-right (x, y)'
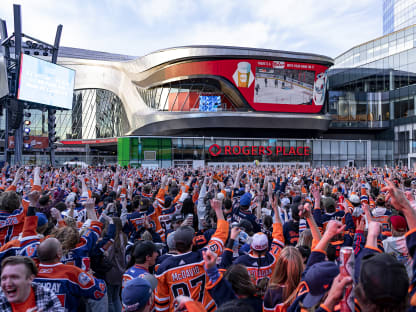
top-left (11, 287), bottom-right (36, 312)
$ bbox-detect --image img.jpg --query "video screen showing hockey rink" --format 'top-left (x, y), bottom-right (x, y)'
top-left (253, 67), bottom-right (315, 105)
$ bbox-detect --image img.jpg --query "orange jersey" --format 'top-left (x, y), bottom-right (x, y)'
top-left (0, 185), bottom-right (41, 246)
top-left (155, 219), bottom-right (229, 312)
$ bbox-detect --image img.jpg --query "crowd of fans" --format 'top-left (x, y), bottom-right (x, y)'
top-left (0, 164), bottom-right (415, 311)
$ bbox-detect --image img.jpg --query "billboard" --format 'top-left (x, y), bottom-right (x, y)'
top-left (253, 65), bottom-right (315, 105)
top-left (9, 136), bottom-right (49, 149)
top-left (160, 59), bottom-right (329, 113)
top-left (17, 54), bottom-right (75, 110)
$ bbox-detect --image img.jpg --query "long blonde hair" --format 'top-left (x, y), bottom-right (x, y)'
top-left (296, 229), bottom-right (312, 249)
top-left (269, 246), bottom-right (304, 303)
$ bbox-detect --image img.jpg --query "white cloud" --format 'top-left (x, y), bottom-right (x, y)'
top-left (0, 0), bottom-right (382, 58)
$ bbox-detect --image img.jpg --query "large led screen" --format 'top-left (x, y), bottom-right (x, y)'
top-left (17, 54), bottom-right (75, 109)
top-left (157, 59), bottom-right (329, 113)
top-left (254, 67), bottom-right (315, 105)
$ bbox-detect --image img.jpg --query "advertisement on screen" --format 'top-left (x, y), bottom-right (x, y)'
top-left (17, 54), bottom-right (75, 110)
top-left (199, 96), bottom-right (221, 112)
top-left (159, 59), bottom-right (329, 113)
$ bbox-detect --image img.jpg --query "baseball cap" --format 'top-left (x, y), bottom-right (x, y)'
top-left (251, 232), bottom-right (268, 251)
top-left (234, 187), bottom-right (245, 197)
top-left (240, 192), bottom-right (252, 207)
top-left (174, 226), bottom-right (195, 246)
top-left (302, 262), bottom-right (339, 308)
top-left (360, 253), bottom-right (408, 305)
top-left (390, 215), bottom-right (407, 232)
top-left (122, 274), bottom-right (157, 312)
top-left (349, 193), bottom-right (360, 204)
top-left (171, 214), bottom-right (184, 223)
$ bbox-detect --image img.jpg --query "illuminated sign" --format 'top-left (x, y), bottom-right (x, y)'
top-left (208, 144), bottom-right (310, 157)
top-left (159, 59), bottom-right (329, 113)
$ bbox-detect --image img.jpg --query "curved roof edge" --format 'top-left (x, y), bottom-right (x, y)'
top-left (128, 112), bottom-right (332, 136)
top-left (126, 45), bottom-right (334, 73)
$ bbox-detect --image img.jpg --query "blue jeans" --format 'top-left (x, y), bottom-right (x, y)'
top-left (107, 284), bottom-right (122, 312)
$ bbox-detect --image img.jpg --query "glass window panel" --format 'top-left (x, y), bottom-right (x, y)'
top-left (400, 51), bottom-right (408, 67)
top-left (322, 141), bottom-right (331, 160)
top-left (347, 141), bottom-right (356, 156)
top-left (331, 141), bottom-right (339, 155)
top-left (313, 141), bottom-right (321, 160)
top-left (356, 142), bottom-right (366, 160)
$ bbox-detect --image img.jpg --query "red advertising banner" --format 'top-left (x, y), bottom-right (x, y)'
top-left (60, 138), bottom-right (118, 145)
top-left (8, 136), bottom-right (49, 149)
top-left (159, 59), bottom-right (328, 113)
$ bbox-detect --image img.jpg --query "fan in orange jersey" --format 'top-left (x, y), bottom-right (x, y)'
top-left (155, 198), bottom-right (229, 312)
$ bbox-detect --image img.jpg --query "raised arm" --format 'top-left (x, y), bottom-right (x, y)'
top-left (233, 169), bottom-right (243, 189)
top-left (382, 179), bottom-right (416, 229)
top-left (84, 198), bottom-right (98, 221)
top-left (314, 220), bottom-right (346, 253)
top-left (300, 202), bottom-right (322, 244)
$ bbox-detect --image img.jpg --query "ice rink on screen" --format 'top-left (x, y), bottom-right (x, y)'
top-left (254, 77), bottom-right (313, 105)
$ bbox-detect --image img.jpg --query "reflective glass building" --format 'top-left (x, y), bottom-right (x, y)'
top-left (383, 0), bottom-right (416, 35)
top-left (332, 23), bottom-right (416, 167)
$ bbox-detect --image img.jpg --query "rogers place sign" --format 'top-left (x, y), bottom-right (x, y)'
top-left (208, 144), bottom-right (311, 157)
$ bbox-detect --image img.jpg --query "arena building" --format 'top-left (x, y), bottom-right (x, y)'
top-left (5, 29), bottom-right (416, 168)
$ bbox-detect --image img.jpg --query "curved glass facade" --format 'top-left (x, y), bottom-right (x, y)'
top-left (330, 24), bottom-right (416, 124)
top-left (331, 23), bottom-right (416, 167)
top-left (136, 78), bottom-right (247, 112)
top-left (22, 89), bottom-right (130, 140)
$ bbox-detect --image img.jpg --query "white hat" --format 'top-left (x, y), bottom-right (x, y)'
top-left (349, 194), bottom-right (360, 204)
top-left (251, 232), bottom-right (268, 251)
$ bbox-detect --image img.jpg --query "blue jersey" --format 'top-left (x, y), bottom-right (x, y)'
top-left (35, 262), bottom-right (106, 312)
top-left (60, 220), bottom-right (103, 271)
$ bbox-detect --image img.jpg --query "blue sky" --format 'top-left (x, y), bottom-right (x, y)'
top-left (0, 0), bottom-right (382, 59)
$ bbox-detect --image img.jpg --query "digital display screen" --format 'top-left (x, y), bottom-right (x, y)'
top-left (17, 54), bottom-right (75, 110)
top-left (161, 59), bottom-right (329, 113)
top-left (199, 96), bottom-right (221, 112)
top-left (254, 67), bottom-right (315, 105)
